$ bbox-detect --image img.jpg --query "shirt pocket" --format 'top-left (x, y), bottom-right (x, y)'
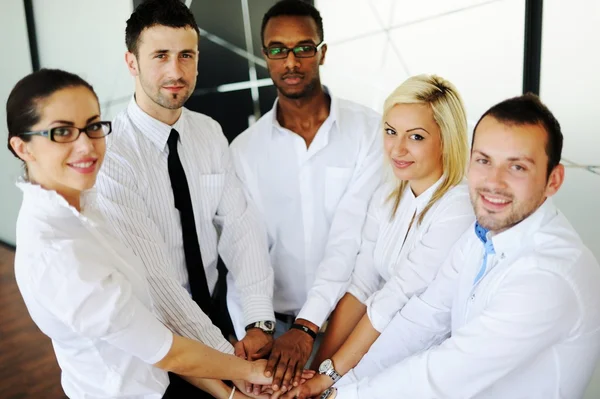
top-left (195, 173), bottom-right (226, 221)
top-left (324, 166), bottom-right (353, 216)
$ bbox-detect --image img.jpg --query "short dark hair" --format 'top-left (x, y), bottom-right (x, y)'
top-left (125, 0), bottom-right (200, 56)
top-left (472, 93), bottom-right (563, 178)
top-left (261, 0), bottom-right (324, 46)
top-left (6, 69), bottom-right (98, 159)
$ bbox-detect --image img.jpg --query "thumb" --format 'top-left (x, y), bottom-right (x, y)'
top-left (251, 342), bottom-right (272, 360)
top-left (234, 340), bottom-right (247, 359)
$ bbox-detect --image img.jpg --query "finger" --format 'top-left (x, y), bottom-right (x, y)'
top-left (282, 359), bottom-right (298, 391)
top-left (234, 341), bottom-right (247, 359)
top-left (301, 369), bottom-right (316, 379)
top-left (272, 356), bottom-right (290, 391)
top-left (251, 340), bottom-right (274, 360)
top-left (265, 350), bottom-right (281, 378)
top-left (253, 383), bottom-right (261, 397)
top-left (292, 362), bottom-right (305, 387)
top-left (245, 380), bottom-right (253, 395)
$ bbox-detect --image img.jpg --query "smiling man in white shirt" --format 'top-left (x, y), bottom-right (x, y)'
top-left (94, 1), bottom-right (275, 397)
top-left (229, 0), bottom-right (382, 394)
top-left (315, 94), bottom-right (600, 399)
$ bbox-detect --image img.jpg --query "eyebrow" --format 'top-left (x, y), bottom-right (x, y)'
top-left (384, 122), bottom-right (430, 135)
top-left (473, 150), bottom-right (536, 164)
top-left (49, 115), bottom-right (100, 126)
top-left (266, 40), bottom-right (316, 47)
top-left (406, 127), bottom-right (430, 135)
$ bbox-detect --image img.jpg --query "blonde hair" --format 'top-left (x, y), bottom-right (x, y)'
top-left (384, 74), bottom-right (468, 224)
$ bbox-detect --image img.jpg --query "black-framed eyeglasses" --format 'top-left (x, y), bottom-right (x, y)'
top-left (19, 121), bottom-right (112, 143)
top-left (263, 41), bottom-right (325, 60)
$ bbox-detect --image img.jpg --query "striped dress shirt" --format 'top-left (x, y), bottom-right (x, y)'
top-left (94, 98), bottom-right (275, 353)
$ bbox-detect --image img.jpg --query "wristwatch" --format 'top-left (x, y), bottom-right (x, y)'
top-left (318, 359), bottom-right (341, 383)
top-left (320, 387), bottom-right (337, 399)
top-left (245, 320), bottom-right (276, 334)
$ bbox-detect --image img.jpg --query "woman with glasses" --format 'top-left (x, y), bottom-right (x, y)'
top-left (6, 68), bottom-right (277, 399)
top-left (282, 75), bottom-right (476, 399)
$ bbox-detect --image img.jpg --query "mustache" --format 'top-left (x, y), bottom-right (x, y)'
top-left (281, 71), bottom-right (304, 79)
top-left (476, 187), bottom-right (514, 200)
top-left (162, 79), bottom-right (188, 87)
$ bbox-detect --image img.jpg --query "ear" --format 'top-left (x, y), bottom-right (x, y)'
top-left (544, 163), bottom-right (565, 197)
top-left (319, 43), bottom-right (327, 66)
top-left (9, 136), bottom-right (36, 162)
top-left (125, 51), bottom-right (139, 77)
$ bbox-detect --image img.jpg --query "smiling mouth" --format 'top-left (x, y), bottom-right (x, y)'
top-left (67, 160), bottom-right (98, 174)
top-left (393, 160), bottom-right (414, 169)
top-left (480, 193), bottom-right (512, 209)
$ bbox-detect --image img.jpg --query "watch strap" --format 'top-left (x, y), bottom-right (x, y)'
top-left (289, 323), bottom-right (317, 340)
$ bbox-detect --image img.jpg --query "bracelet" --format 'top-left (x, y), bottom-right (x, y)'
top-left (290, 323), bottom-right (317, 340)
top-left (228, 385), bottom-right (236, 399)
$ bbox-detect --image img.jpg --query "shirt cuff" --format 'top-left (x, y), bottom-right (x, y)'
top-left (346, 284), bottom-right (369, 305)
top-left (365, 297), bottom-right (392, 333)
top-left (335, 384), bottom-right (359, 399)
top-left (296, 294), bottom-right (332, 328)
top-left (216, 339), bottom-right (235, 355)
top-left (242, 294), bottom-right (275, 326)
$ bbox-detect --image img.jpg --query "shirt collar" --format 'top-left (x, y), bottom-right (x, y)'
top-left (404, 175), bottom-right (446, 214)
top-left (477, 198), bottom-right (558, 257)
top-left (270, 87), bottom-right (339, 134)
top-left (16, 179), bottom-right (97, 221)
top-left (126, 97), bottom-right (187, 152)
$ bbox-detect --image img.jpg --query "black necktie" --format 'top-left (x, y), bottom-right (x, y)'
top-left (167, 128), bottom-right (212, 314)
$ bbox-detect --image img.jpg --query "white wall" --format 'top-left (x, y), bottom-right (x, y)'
top-left (316, 0), bottom-right (525, 129)
top-left (32, 0), bottom-right (134, 119)
top-left (540, 2), bottom-right (600, 397)
top-left (0, 0), bottom-right (135, 245)
top-left (0, 0), bottom-right (33, 245)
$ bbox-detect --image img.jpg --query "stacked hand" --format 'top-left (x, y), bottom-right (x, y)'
top-left (264, 321), bottom-right (318, 393)
top-left (279, 373), bottom-right (332, 399)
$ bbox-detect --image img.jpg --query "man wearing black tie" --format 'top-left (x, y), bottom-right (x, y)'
top-left (95, 1), bottom-right (276, 397)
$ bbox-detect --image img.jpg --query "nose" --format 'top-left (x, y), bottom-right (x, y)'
top-left (390, 135), bottom-right (409, 158)
top-left (484, 165), bottom-right (508, 190)
top-left (167, 57), bottom-right (184, 80)
top-left (283, 50), bottom-right (301, 70)
top-left (73, 131), bottom-right (96, 153)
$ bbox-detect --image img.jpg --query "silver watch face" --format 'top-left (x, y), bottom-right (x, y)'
top-left (319, 359), bottom-right (333, 374)
top-left (263, 320), bottom-right (275, 330)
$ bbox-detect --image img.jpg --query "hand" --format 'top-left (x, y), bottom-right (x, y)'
top-left (247, 359), bottom-right (274, 386)
top-left (263, 323), bottom-right (316, 393)
top-left (236, 329), bottom-right (274, 395)
top-left (236, 328), bottom-right (274, 360)
top-left (281, 373), bottom-right (332, 399)
top-left (233, 379), bottom-right (271, 399)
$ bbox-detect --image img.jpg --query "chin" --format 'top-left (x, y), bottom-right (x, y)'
top-left (392, 170), bottom-right (413, 181)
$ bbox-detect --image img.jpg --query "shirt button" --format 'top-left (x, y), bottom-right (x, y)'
top-left (500, 253), bottom-right (506, 259)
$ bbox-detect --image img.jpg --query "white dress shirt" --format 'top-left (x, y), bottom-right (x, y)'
top-left (95, 99), bottom-right (274, 349)
top-left (14, 181), bottom-right (172, 399)
top-left (230, 95), bottom-right (382, 327)
top-left (336, 199), bottom-right (600, 399)
top-left (347, 177), bottom-right (474, 332)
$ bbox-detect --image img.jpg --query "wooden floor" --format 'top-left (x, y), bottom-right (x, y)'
top-left (0, 244), bottom-right (66, 398)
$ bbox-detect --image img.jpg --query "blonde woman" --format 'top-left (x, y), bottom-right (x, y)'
top-left (283, 75), bottom-right (475, 399)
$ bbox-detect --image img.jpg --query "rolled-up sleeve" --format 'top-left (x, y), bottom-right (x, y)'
top-left (297, 123), bottom-right (383, 327)
top-left (346, 186), bottom-right (385, 304)
top-left (365, 197), bottom-right (474, 332)
top-left (337, 265), bottom-right (578, 398)
top-left (32, 244), bottom-right (174, 365)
